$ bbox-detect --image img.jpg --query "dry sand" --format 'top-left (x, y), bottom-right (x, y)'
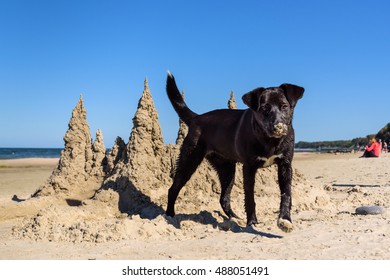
top-left (1, 152), bottom-right (389, 260)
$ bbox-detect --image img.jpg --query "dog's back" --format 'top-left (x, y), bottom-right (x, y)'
top-left (193, 109), bottom-right (246, 160)
top-left (166, 72), bottom-right (249, 159)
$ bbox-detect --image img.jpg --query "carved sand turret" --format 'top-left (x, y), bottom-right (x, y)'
top-left (228, 91), bottom-right (237, 109)
top-left (127, 78), bottom-right (164, 161)
top-left (32, 96), bottom-right (105, 198)
top-left (101, 78), bottom-right (172, 217)
top-left (91, 129), bottom-right (107, 176)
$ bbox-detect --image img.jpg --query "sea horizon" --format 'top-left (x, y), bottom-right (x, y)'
top-left (0, 147), bottom-right (63, 159)
top-left (0, 147), bottom-right (324, 160)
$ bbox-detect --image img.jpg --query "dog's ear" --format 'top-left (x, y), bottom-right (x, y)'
top-left (242, 88), bottom-right (265, 111)
top-left (280, 83), bottom-right (304, 108)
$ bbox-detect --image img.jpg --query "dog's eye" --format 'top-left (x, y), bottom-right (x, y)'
top-left (281, 104), bottom-right (289, 110)
top-left (260, 104), bottom-right (271, 113)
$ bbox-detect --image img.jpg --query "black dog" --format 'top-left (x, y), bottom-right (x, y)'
top-left (165, 72), bottom-right (304, 232)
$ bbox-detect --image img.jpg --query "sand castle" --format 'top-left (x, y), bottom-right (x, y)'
top-left (13, 78), bottom-right (331, 243)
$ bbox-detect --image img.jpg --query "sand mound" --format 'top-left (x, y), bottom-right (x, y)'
top-left (13, 78), bottom-right (332, 243)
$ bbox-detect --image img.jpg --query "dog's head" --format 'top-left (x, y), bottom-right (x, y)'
top-left (242, 84), bottom-right (304, 139)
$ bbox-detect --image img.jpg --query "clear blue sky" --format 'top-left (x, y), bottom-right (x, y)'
top-left (1, 0), bottom-right (389, 148)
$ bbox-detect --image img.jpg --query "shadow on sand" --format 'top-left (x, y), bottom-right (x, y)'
top-left (90, 175), bottom-right (283, 239)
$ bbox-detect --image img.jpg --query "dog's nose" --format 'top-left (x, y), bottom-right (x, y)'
top-left (273, 123), bottom-right (288, 137)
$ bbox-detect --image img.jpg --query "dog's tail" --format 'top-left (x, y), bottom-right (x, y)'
top-left (166, 71), bottom-right (197, 125)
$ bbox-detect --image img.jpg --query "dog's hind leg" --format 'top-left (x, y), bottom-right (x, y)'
top-left (208, 155), bottom-right (239, 219)
top-left (166, 133), bottom-right (206, 217)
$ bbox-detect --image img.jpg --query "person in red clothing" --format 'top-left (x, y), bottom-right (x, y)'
top-left (360, 137), bottom-right (381, 158)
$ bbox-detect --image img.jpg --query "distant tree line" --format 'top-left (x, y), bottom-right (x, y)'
top-left (295, 137), bottom-right (373, 149)
top-left (295, 122), bottom-right (390, 150)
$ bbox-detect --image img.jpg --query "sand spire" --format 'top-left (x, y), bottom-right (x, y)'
top-left (32, 96), bottom-right (104, 197)
top-left (91, 129), bottom-right (107, 176)
top-left (228, 91), bottom-right (237, 109)
top-left (101, 78), bottom-right (170, 217)
top-left (128, 78), bottom-right (164, 157)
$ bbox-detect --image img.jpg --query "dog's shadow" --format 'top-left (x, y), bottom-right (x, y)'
top-left (98, 173), bottom-right (282, 239)
top-left (163, 210), bottom-right (283, 239)
top-left (234, 224), bottom-right (283, 239)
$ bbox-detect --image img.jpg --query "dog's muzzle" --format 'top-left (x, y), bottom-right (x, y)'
top-left (273, 123), bottom-right (288, 138)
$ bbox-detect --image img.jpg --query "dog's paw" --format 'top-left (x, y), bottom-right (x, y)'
top-left (163, 214), bottom-right (180, 228)
top-left (165, 208), bottom-right (175, 217)
top-left (246, 217), bottom-right (258, 227)
top-left (226, 210), bottom-right (240, 220)
top-left (277, 218), bottom-right (294, 233)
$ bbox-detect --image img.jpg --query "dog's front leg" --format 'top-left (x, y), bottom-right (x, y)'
top-left (276, 160), bottom-right (294, 233)
top-left (243, 164), bottom-right (258, 226)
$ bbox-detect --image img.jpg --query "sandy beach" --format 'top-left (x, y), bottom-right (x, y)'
top-left (1, 152), bottom-right (389, 260)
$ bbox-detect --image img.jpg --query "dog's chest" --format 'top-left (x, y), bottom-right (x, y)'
top-left (256, 154), bottom-right (283, 167)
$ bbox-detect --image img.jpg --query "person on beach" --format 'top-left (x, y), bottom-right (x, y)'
top-left (360, 137), bottom-right (381, 158)
top-left (383, 141), bottom-right (388, 153)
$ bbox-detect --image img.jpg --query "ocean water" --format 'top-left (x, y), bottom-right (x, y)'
top-left (0, 147), bottom-right (315, 159)
top-left (0, 148), bottom-right (63, 159)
